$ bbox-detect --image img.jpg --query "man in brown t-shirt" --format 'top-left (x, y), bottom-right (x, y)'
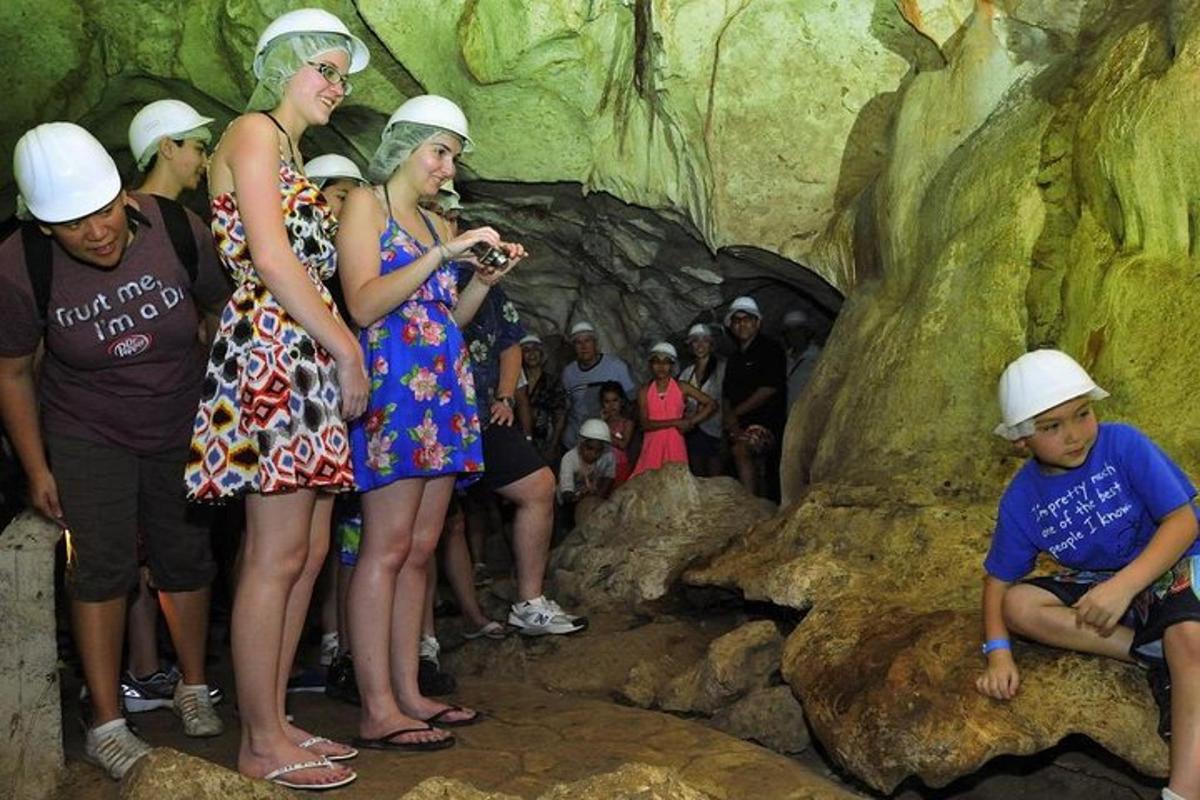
top-left (0, 122), bottom-right (230, 778)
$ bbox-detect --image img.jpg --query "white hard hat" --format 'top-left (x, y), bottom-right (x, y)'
top-left (14, 122), bottom-right (122, 224)
top-left (724, 296), bottom-right (762, 326)
top-left (253, 8), bottom-right (370, 78)
top-left (686, 323), bottom-right (712, 341)
top-left (578, 419), bottom-right (612, 444)
top-left (519, 333), bottom-right (543, 347)
top-left (649, 342), bottom-right (678, 361)
top-left (994, 349), bottom-right (1109, 440)
top-left (569, 321), bottom-right (597, 340)
top-left (128, 99), bottom-right (214, 171)
top-left (385, 95), bottom-right (474, 152)
top-left (304, 153), bottom-right (365, 186)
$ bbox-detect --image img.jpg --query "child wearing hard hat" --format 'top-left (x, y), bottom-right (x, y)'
top-left (977, 349), bottom-right (1200, 800)
top-left (558, 418), bottom-right (616, 526)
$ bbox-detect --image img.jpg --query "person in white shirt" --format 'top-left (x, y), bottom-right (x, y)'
top-left (557, 418), bottom-right (615, 527)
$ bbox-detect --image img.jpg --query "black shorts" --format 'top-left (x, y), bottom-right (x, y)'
top-left (474, 423), bottom-right (547, 492)
top-left (1025, 558), bottom-right (1200, 662)
top-left (48, 433), bottom-right (215, 602)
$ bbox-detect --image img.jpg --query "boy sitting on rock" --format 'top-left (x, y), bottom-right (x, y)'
top-left (977, 349), bottom-right (1200, 800)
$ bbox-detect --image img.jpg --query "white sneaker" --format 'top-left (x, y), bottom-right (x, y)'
top-left (84, 718), bottom-right (152, 779)
top-left (419, 635), bottom-right (441, 667)
top-left (508, 596), bottom-right (586, 636)
top-left (543, 597), bottom-right (587, 626)
top-left (173, 682), bottom-right (223, 737)
top-left (320, 632), bottom-right (340, 667)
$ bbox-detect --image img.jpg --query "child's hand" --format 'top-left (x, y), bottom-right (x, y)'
top-left (976, 651), bottom-right (1020, 700)
top-left (1072, 580), bottom-right (1135, 636)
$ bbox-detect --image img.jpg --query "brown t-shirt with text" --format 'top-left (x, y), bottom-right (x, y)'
top-left (0, 194), bottom-right (230, 454)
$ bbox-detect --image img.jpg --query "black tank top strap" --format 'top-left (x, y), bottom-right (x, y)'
top-left (382, 183), bottom-right (399, 228)
top-left (259, 111), bottom-right (299, 166)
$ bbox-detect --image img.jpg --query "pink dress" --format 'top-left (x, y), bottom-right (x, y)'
top-left (631, 378), bottom-right (688, 477)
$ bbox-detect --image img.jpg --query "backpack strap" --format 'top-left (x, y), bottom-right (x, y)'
top-left (21, 223), bottom-right (53, 324)
top-left (151, 195), bottom-right (199, 284)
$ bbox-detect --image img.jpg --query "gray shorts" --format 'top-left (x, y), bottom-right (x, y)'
top-left (48, 433), bottom-right (215, 602)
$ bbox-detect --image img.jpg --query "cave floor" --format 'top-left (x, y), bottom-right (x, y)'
top-left (54, 607), bottom-right (1165, 800)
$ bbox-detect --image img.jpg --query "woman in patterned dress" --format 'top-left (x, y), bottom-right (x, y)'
top-left (337, 96), bottom-right (525, 750)
top-left (184, 9), bottom-right (369, 790)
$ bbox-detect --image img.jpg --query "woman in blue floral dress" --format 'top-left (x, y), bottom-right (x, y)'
top-left (336, 95), bottom-right (524, 750)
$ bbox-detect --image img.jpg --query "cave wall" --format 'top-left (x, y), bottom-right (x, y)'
top-left (3, 0), bottom-right (1197, 498)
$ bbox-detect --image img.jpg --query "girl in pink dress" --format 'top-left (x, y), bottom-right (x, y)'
top-left (631, 342), bottom-right (715, 478)
top-left (599, 381), bottom-right (634, 487)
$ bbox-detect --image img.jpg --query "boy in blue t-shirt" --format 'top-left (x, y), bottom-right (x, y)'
top-left (977, 350), bottom-right (1200, 800)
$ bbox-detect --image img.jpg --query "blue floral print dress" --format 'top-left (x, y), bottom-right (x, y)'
top-left (349, 211), bottom-right (483, 491)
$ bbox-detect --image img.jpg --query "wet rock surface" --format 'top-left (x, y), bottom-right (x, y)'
top-left (551, 466), bottom-right (775, 613)
top-left (62, 668), bottom-right (859, 800)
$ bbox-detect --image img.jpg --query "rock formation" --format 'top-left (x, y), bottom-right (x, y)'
top-left (551, 465), bottom-right (775, 613)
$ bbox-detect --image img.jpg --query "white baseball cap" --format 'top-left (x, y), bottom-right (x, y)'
top-left (686, 323), bottom-right (713, 341)
top-left (724, 296), bottom-right (762, 327)
top-left (569, 321), bottom-right (597, 340)
top-left (519, 333), bottom-right (543, 347)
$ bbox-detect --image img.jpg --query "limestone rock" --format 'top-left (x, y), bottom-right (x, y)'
top-left (551, 465), bottom-right (774, 613)
top-left (121, 748), bottom-right (290, 800)
top-left (400, 776), bottom-right (520, 800)
top-left (710, 686), bottom-right (811, 756)
top-left (686, 491), bottom-right (1168, 791)
top-left (1, 512), bottom-right (64, 800)
top-left (538, 763), bottom-right (716, 800)
top-left (659, 621), bottom-right (782, 715)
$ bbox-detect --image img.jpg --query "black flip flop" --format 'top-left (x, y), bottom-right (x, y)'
top-left (423, 705), bottom-right (483, 728)
top-left (352, 725), bottom-right (456, 751)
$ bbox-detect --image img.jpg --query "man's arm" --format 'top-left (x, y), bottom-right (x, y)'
top-left (0, 353), bottom-right (63, 523)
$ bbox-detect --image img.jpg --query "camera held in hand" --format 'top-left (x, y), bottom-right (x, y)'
top-left (470, 241), bottom-right (510, 269)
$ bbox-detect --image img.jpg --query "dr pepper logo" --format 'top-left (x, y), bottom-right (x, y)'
top-left (108, 333), bottom-right (152, 358)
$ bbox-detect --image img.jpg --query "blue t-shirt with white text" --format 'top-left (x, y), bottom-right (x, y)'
top-left (984, 422), bottom-right (1200, 582)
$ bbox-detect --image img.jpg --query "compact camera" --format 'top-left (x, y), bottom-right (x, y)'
top-left (470, 242), bottom-right (510, 269)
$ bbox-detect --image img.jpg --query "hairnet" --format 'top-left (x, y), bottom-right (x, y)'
top-left (246, 33), bottom-right (351, 113)
top-left (367, 121), bottom-right (449, 183)
top-left (136, 124), bottom-right (213, 170)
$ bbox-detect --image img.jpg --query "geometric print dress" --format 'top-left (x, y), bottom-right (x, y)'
top-left (348, 210), bottom-right (483, 493)
top-left (185, 159), bottom-right (355, 500)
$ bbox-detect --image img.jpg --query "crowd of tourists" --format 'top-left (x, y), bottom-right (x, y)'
top-left (0, 7), bottom-right (822, 791)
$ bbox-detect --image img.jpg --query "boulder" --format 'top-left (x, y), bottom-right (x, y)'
top-left (551, 465), bottom-right (774, 613)
top-left (121, 749), bottom-right (291, 800)
top-left (710, 686), bottom-right (811, 756)
top-left (686, 490), bottom-right (1167, 791)
top-left (659, 621), bottom-right (783, 715)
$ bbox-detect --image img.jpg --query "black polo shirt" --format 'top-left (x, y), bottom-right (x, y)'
top-left (723, 332), bottom-right (787, 436)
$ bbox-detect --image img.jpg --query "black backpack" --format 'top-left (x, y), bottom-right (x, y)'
top-left (21, 194), bottom-right (199, 323)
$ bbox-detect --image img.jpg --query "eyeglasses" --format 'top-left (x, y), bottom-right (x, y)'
top-left (307, 61), bottom-right (352, 96)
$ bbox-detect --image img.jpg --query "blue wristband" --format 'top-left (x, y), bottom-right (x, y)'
top-left (982, 638), bottom-right (1011, 655)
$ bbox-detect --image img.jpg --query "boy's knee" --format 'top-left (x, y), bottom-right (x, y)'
top-left (1164, 620), bottom-right (1200, 665)
top-left (1000, 584), bottom-right (1042, 633)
